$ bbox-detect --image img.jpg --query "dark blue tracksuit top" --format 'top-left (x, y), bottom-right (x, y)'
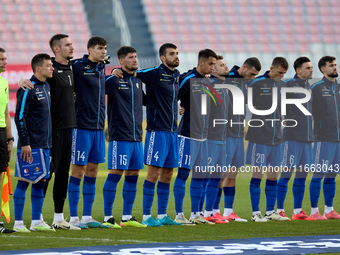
top-left (311, 77), bottom-right (340, 142)
top-left (283, 74), bottom-right (314, 142)
top-left (15, 75), bottom-right (52, 149)
top-left (136, 63), bottom-right (180, 133)
top-left (73, 55), bottom-right (106, 130)
top-left (178, 68), bottom-right (212, 139)
top-left (246, 71), bottom-right (285, 145)
top-left (226, 65), bottom-right (248, 138)
top-left (105, 69), bottom-right (143, 142)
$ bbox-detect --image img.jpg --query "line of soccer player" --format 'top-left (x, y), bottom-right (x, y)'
top-left (8, 34), bottom-right (340, 232)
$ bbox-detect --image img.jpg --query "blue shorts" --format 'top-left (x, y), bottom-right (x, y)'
top-left (108, 141), bottom-right (143, 170)
top-left (314, 142), bottom-right (340, 174)
top-left (15, 148), bottom-right (50, 180)
top-left (246, 142), bottom-right (283, 167)
top-left (208, 140), bottom-right (227, 167)
top-left (282, 141), bottom-right (314, 169)
top-left (226, 137), bottom-right (244, 168)
top-left (144, 131), bottom-right (179, 168)
top-left (178, 136), bottom-right (208, 170)
top-left (71, 128), bottom-right (106, 165)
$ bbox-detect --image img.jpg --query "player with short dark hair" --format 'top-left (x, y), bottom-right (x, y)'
top-left (0, 48), bottom-right (15, 234)
top-left (215, 57), bottom-right (261, 222)
top-left (276, 56), bottom-right (315, 221)
top-left (68, 36), bottom-right (109, 228)
top-left (102, 46), bottom-right (146, 228)
top-left (246, 57), bottom-right (290, 222)
top-left (309, 56), bottom-right (340, 220)
top-left (14, 53), bottom-right (55, 232)
top-left (173, 49), bottom-right (218, 225)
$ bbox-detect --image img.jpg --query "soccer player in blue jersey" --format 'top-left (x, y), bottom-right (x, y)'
top-left (103, 46), bottom-right (146, 228)
top-left (219, 58), bottom-right (261, 222)
top-left (173, 49), bottom-right (218, 225)
top-left (114, 43), bottom-right (182, 226)
top-left (202, 55), bottom-right (229, 224)
top-left (246, 57), bottom-right (290, 222)
top-left (68, 36), bottom-right (109, 228)
top-left (276, 57), bottom-right (315, 221)
top-left (309, 56), bottom-right (340, 220)
top-left (14, 54), bottom-right (55, 232)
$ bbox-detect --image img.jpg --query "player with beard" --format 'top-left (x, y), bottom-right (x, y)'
top-left (309, 56), bottom-right (340, 220)
top-left (112, 43), bottom-right (181, 226)
top-left (103, 46), bottom-right (146, 227)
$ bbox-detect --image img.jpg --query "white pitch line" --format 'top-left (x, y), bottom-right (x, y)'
top-left (1, 235), bottom-right (160, 243)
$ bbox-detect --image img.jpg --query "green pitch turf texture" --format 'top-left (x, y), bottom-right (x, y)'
top-left (1, 149), bottom-right (340, 251)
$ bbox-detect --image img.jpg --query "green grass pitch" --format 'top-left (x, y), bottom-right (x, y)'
top-left (1, 136), bottom-right (340, 251)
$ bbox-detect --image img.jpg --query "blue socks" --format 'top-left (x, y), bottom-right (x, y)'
top-left (277, 176), bottom-right (290, 210)
top-left (310, 173), bottom-right (324, 208)
top-left (292, 171), bottom-right (307, 209)
top-left (200, 178), bottom-right (209, 212)
top-left (190, 178), bottom-right (203, 213)
top-left (31, 182), bottom-right (46, 220)
top-left (214, 187), bottom-right (222, 211)
top-left (123, 175), bottom-right (138, 216)
top-left (265, 179), bottom-right (277, 212)
top-left (82, 176), bottom-right (96, 216)
top-left (143, 180), bottom-right (155, 215)
top-left (223, 186), bottom-right (235, 210)
top-left (14, 180), bottom-right (29, 221)
top-left (205, 178), bottom-right (220, 212)
top-left (68, 176), bottom-right (81, 217)
top-left (157, 181), bottom-right (170, 215)
top-left (174, 168), bottom-right (190, 213)
top-left (250, 178), bottom-right (262, 212)
top-left (323, 176), bottom-right (336, 207)
top-left (103, 174), bottom-right (122, 216)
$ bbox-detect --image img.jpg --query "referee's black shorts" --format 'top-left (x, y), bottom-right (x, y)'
top-left (50, 128), bottom-right (72, 174)
top-left (0, 127), bottom-right (8, 172)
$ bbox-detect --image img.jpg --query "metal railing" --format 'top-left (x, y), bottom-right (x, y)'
top-left (112, 0), bottom-right (131, 46)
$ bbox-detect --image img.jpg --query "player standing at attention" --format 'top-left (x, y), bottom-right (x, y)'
top-left (19, 34), bottom-right (80, 230)
top-left (68, 36), bottom-right (108, 228)
top-left (173, 49), bottom-right (217, 225)
top-left (202, 55), bottom-right (229, 224)
top-left (215, 58), bottom-right (261, 222)
top-left (309, 56), bottom-right (340, 220)
top-left (103, 46), bottom-right (146, 228)
top-left (276, 57), bottom-right (315, 221)
top-left (13, 54), bottom-right (55, 232)
top-left (113, 43), bottom-right (182, 227)
top-left (0, 48), bottom-right (15, 233)
top-left (246, 57), bottom-right (290, 222)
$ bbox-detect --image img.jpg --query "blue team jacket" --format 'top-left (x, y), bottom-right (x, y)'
top-left (15, 75), bottom-right (52, 149)
top-left (311, 77), bottom-right (340, 142)
top-left (226, 65), bottom-right (248, 138)
top-left (246, 71), bottom-right (285, 145)
top-left (178, 68), bottom-right (212, 139)
top-left (73, 55), bottom-right (106, 130)
top-left (137, 63), bottom-right (180, 133)
top-left (208, 76), bottom-right (229, 141)
top-left (283, 74), bottom-right (314, 142)
top-left (105, 69), bottom-right (143, 142)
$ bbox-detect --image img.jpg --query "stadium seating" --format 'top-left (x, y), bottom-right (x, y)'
top-left (143, 0), bottom-right (340, 54)
top-left (0, 0), bottom-right (91, 63)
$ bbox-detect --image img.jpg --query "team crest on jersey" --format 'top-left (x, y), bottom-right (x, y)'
top-left (85, 65), bottom-right (90, 69)
top-left (136, 83), bottom-right (139, 88)
top-left (263, 84), bottom-right (267, 87)
top-left (36, 88), bottom-right (39, 91)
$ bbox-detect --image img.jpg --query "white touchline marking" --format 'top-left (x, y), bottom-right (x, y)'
top-left (2, 236), bottom-right (160, 243)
